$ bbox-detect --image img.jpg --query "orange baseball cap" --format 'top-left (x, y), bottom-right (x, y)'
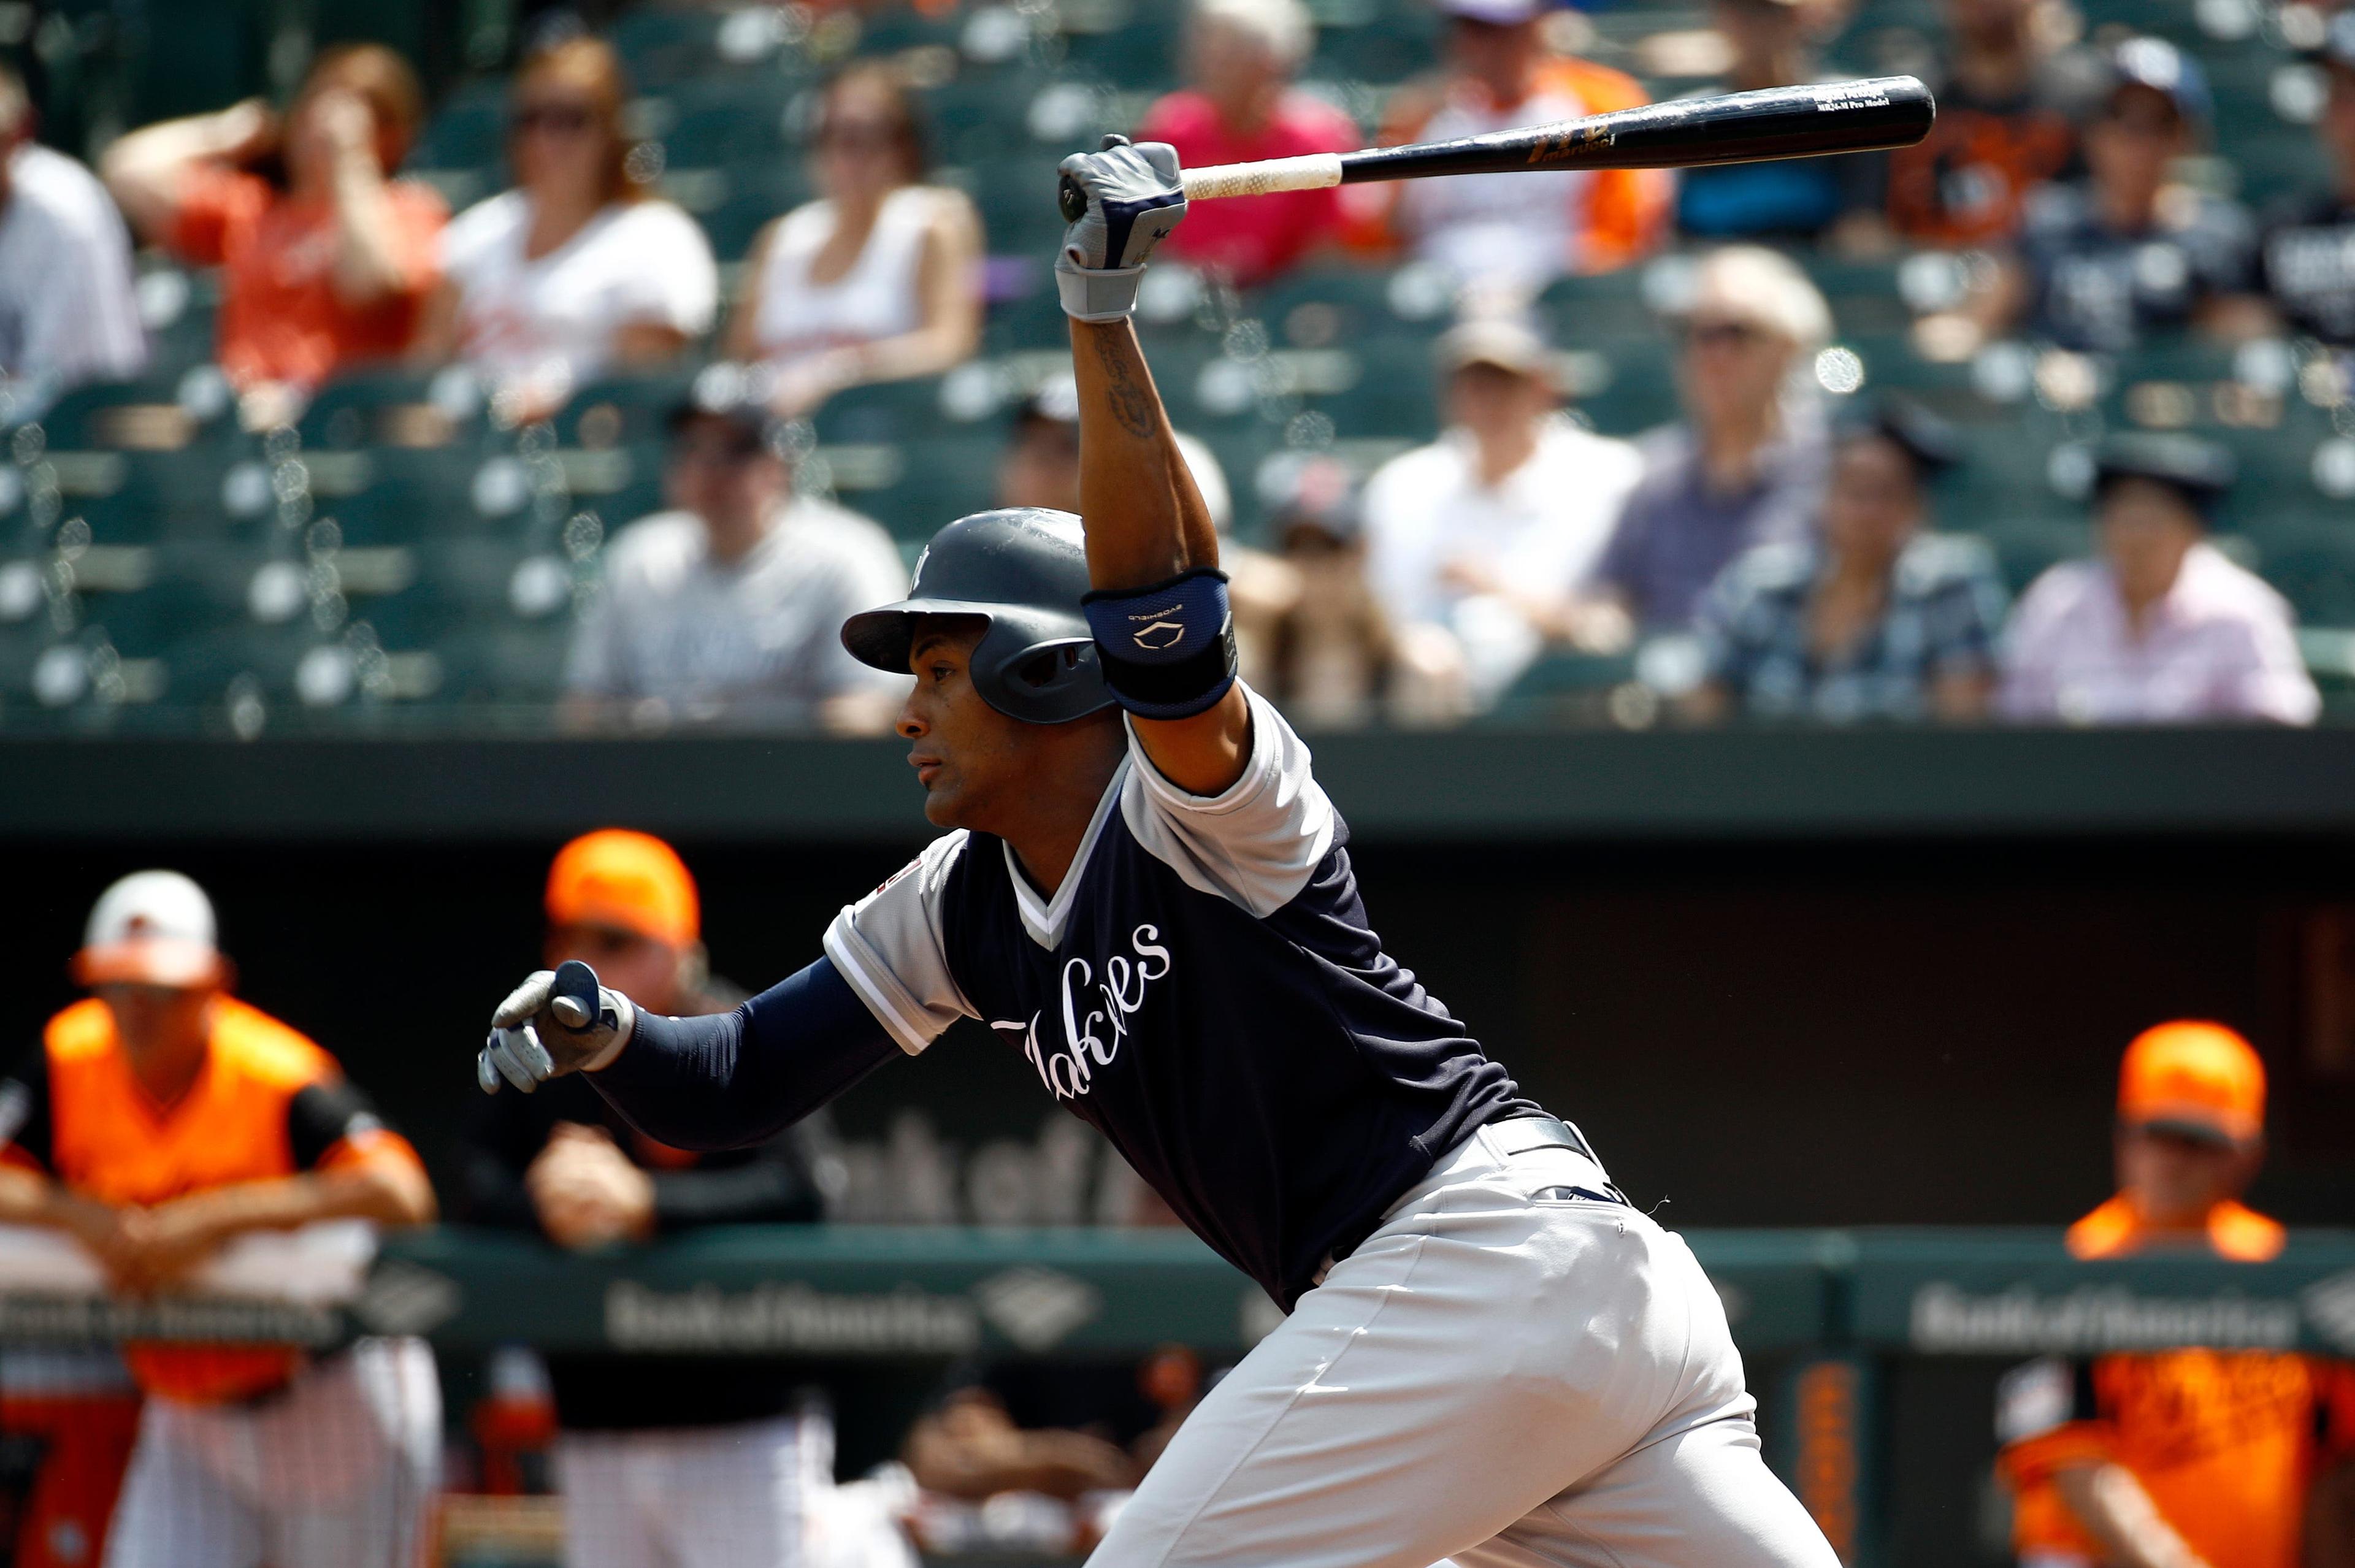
top-left (2117, 1020), bottom-right (2265, 1147)
top-left (545, 830), bottom-right (699, 949)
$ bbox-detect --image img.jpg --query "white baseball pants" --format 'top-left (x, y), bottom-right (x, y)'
top-left (1086, 1123), bottom-right (1840, 1568)
top-left (556, 1413), bottom-right (831, 1568)
top-left (103, 1336), bottom-right (440, 1568)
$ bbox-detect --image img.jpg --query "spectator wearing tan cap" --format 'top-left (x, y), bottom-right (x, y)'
top-left (459, 831), bottom-right (861, 1568)
top-left (0, 871), bottom-right (438, 1568)
top-left (1582, 247), bottom-right (1834, 637)
top-left (1361, 316), bottom-right (1642, 707)
top-left (1995, 1023), bottom-right (2355, 1568)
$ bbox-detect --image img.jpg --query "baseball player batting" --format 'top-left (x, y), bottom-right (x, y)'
top-left (480, 139), bottom-right (1842, 1568)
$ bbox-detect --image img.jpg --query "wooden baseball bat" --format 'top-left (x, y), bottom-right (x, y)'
top-left (1178, 76), bottom-right (1934, 201)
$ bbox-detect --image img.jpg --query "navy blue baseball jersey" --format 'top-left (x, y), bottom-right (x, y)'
top-left (824, 687), bottom-right (1538, 1308)
top-left (2018, 181), bottom-right (2258, 353)
top-left (2259, 191), bottom-right (2355, 346)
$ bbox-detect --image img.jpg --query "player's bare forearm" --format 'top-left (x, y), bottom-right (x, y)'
top-left (2053, 1462), bottom-right (2213, 1568)
top-left (155, 1158), bottom-right (437, 1239)
top-left (0, 1165), bottom-right (117, 1238)
top-left (1071, 318), bottom-right (1218, 586)
top-left (1070, 317), bottom-right (1251, 791)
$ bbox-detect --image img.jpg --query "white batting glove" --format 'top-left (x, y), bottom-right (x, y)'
top-left (1055, 135), bottom-right (1187, 323)
top-left (477, 961), bottom-right (635, 1095)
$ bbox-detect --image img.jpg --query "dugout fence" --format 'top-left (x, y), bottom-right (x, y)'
top-left (1, 1226), bottom-right (2350, 1567)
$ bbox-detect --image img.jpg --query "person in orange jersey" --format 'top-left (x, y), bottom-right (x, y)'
top-left (0, 870), bottom-right (438, 1568)
top-left (1342, 0), bottom-right (1670, 292)
top-left (1996, 1021), bottom-right (2355, 1568)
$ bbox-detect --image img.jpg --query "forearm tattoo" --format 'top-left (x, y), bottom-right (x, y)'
top-left (1092, 328), bottom-right (1158, 440)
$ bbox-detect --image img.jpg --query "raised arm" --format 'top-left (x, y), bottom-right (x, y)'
top-left (1057, 139), bottom-right (1250, 795)
top-left (477, 957), bottom-right (899, 1152)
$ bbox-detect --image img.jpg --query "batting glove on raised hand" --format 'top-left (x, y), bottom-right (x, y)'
top-left (477, 960), bottom-right (635, 1095)
top-left (1055, 134), bottom-right (1187, 323)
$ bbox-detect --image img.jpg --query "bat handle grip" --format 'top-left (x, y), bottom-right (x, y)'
top-left (548, 960), bottom-right (602, 1033)
top-left (1181, 153), bottom-right (1344, 201)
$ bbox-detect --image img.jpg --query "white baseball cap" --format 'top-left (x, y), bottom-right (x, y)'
top-left (72, 871), bottom-right (226, 989)
top-left (1435, 0), bottom-right (1545, 24)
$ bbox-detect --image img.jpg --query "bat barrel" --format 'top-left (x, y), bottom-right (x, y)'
top-left (1174, 75), bottom-right (1935, 202)
top-left (1334, 75), bottom-right (1934, 184)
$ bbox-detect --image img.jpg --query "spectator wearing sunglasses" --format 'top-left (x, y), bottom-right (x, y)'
top-left (1579, 247), bottom-right (1833, 638)
top-left (721, 64), bottom-right (983, 419)
top-left (562, 386), bottom-right (909, 733)
top-left (102, 45), bottom-right (445, 416)
top-left (416, 37), bottom-right (717, 423)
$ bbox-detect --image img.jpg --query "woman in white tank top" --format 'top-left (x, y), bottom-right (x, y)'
top-left (723, 64), bottom-right (984, 416)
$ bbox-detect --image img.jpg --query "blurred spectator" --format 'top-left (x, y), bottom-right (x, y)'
top-left (417, 37), bottom-right (716, 421)
top-left (0, 63), bottom-right (144, 388)
top-left (994, 373), bottom-right (1235, 530)
top-left (1674, 0), bottom-right (1891, 252)
top-left (1585, 247), bottom-right (1833, 635)
top-left (722, 64), bottom-right (984, 416)
top-left (1133, 0), bottom-right (1359, 287)
top-left (903, 1349), bottom-right (1201, 1556)
top-left (1690, 401), bottom-right (2007, 724)
top-left (2254, 10), bottom-right (2355, 346)
top-left (462, 831), bottom-right (859, 1568)
top-left (1994, 37), bottom-right (2266, 353)
top-left (1360, 0), bottom-right (1669, 293)
top-left (998, 378), bottom-right (1087, 513)
top-left (2001, 434), bottom-right (2318, 725)
top-left (1996, 1022), bottom-right (2355, 1568)
top-left (0, 871), bottom-right (439, 1567)
top-left (1883, 0), bottom-right (2088, 248)
top-left (1363, 317), bottom-right (1642, 704)
top-left (1238, 456), bottom-right (1469, 727)
top-left (101, 45), bottom-right (444, 413)
top-left (564, 388), bottom-right (909, 731)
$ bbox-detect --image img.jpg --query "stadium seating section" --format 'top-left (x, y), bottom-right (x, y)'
top-left (4, 0), bottom-right (2353, 732)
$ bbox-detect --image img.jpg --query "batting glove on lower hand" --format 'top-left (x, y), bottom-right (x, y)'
top-left (1055, 135), bottom-right (1187, 323)
top-left (477, 960), bottom-right (635, 1095)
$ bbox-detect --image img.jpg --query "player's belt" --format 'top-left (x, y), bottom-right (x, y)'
top-left (1490, 1115), bottom-right (1630, 1207)
top-left (1488, 1115), bottom-right (1598, 1161)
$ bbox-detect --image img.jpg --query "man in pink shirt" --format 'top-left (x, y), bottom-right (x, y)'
top-left (1999, 434), bottom-right (2319, 724)
top-left (1136, 0), bottom-right (1358, 286)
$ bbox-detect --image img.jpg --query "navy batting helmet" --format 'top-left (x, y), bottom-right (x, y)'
top-left (841, 509), bottom-right (1116, 724)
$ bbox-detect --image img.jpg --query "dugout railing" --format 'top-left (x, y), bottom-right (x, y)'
top-left (3, 1226), bottom-right (2351, 1567)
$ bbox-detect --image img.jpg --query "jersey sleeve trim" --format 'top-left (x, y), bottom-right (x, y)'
top-left (1120, 683), bottom-right (1339, 918)
top-left (822, 830), bottom-right (976, 1057)
top-left (824, 916), bottom-right (946, 1056)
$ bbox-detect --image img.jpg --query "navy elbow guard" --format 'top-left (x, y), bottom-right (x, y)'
top-left (1081, 567), bottom-right (1239, 719)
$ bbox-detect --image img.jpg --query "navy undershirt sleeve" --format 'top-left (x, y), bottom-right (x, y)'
top-left (588, 957), bottom-right (900, 1152)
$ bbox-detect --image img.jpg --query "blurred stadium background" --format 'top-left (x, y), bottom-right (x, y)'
top-left (4, 0), bottom-right (2355, 1564)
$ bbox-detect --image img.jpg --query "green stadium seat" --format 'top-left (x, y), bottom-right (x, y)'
top-left (660, 77), bottom-right (798, 168)
top-left (700, 167), bottom-right (816, 261)
top-left (1054, 19), bottom-right (1185, 90)
top-left (608, 7), bottom-right (735, 89)
top-left (825, 432), bottom-right (1002, 541)
top-left (1977, 517), bottom-right (2088, 593)
top-left (1310, 17), bottom-right (1441, 86)
top-left (2258, 530), bottom-right (2355, 629)
top-left (814, 377), bottom-right (951, 446)
top-left (407, 81), bottom-right (508, 177)
top-left (1486, 648), bottom-right (1641, 726)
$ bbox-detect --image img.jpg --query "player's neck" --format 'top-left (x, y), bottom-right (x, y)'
top-left (998, 733), bottom-right (1125, 899)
